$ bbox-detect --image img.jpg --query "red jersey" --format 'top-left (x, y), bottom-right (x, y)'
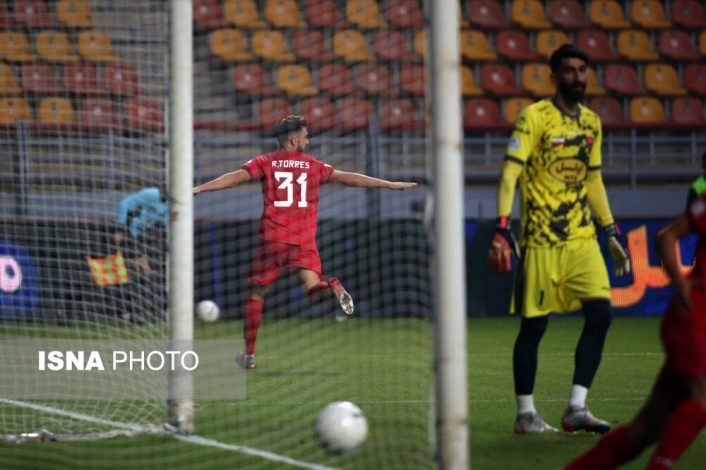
top-left (243, 151), bottom-right (334, 247)
top-left (687, 194), bottom-right (706, 281)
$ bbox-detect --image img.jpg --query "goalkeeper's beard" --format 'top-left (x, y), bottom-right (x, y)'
top-left (558, 81), bottom-right (586, 106)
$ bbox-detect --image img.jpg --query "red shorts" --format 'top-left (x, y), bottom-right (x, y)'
top-left (660, 290), bottom-right (706, 381)
top-left (247, 239), bottom-right (322, 287)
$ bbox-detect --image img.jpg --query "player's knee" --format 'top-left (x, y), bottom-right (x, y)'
top-left (583, 299), bottom-right (612, 332)
top-left (518, 315), bottom-right (549, 341)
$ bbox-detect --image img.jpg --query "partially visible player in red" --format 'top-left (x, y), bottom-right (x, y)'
top-left (193, 115), bottom-right (417, 369)
top-left (565, 195), bottom-right (706, 470)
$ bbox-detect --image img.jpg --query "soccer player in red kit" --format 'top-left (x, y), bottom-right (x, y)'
top-left (565, 195), bottom-right (706, 469)
top-left (193, 115), bottom-right (417, 369)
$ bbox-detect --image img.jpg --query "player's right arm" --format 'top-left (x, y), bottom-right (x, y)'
top-left (193, 169), bottom-right (252, 196)
top-left (329, 170), bottom-right (417, 190)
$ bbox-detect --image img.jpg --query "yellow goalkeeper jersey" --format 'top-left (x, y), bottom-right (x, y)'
top-left (505, 98), bottom-right (603, 247)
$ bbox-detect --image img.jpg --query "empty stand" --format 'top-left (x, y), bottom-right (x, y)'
top-left (380, 98), bottom-right (421, 130)
top-left (64, 63), bottom-right (103, 95)
top-left (413, 30), bottom-right (425, 59)
top-left (644, 64), bottom-right (687, 96)
top-left (629, 96), bottom-right (665, 123)
top-left (0, 64), bottom-right (21, 95)
top-left (466, 1), bottom-right (511, 30)
top-left (104, 64), bottom-right (139, 96)
top-left (588, 96), bottom-right (625, 125)
top-left (0, 32), bottom-right (35, 62)
top-left (224, 0), bottom-right (267, 27)
top-left (374, 30), bottom-right (416, 61)
top-left (604, 64), bottom-right (645, 96)
top-left (293, 30), bottom-right (334, 61)
top-left (0, 98), bottom-right (32, 123)
top-left (300, 96), bottom-right (335, 130)
top-left (460, 30), bottom-right (497, 61)
top-left (318, 63), bottom-right (356, 95)
top-left (0, 2), bottom-right (14, 28)
top-left (481, 63), bottom-right (523, 95)
top-left (56, 0), bottom-right (95, 28)
top-left (671, 0), bottom-right (706, 30)
top-left (15, 0), bottom-right (55, 28)
top-left (265, 0), bottom-right (307, 28)
top-left (617, 30), bottom-right (659, 62)
top-left (586, 67), bottom-right (605, 96)
top-left (258, 97), bottom-right (293, 127)
top-left (80, 99), bottom-right (117, 128)
top-left (38, 97), bottom-right (76, 125)
top-left (631, 0), bottom-right (671, 29)
top-left (252, 30), bottom-right (294, 61)
top-left (464, 98), bottom-right (502, 128)
top-left (209, 29), bottom-right (253, 62)
top-left (503, 97), bottom-right (533, 123)
top-left (511, 0), bottom-right (552, 29)
top-left (548, 0), bottom-right (589, 29)
top-left (388, 0), bottom-right (423, 28)
top-left (671, 97), bottom-right (704, 125)
top-left (333, 30), bottom-right (374, 62)
top-left (461, 65), bottom-right (484, 96)
top-left (684, 63), bottom-right (706, 96)
top-left (356, 63), bottom-right (392, 95)
top-left (345, 0), bottom-right (387, 29)
top-left (701, 31), bottom-right (706, 57)
top-left (400, 64), bottom-right (425, 96)
top-left (336, 97), bottom-right (373, 129)
top-left (276, 64), bottom-right (317, 96)
top-left (521, 63), bottom-right (554, 97)
top-left (193, 0), bottom-right (228, 29)
top-left (21, 64), bottom-right (62, 94)
top-left (125, 98), bottom-right (163, 131)
top-left (535, 30), bottom-right (569, 59)
top-left (36, 31), bottom-right (79, 63)
top-left (305, 0), bottom-right (347, 28)
top-left (588, 0), bottom-right (631, 29)
top-left (77, 31), bottom-right (118, 62)
top-left (230, 64), bottom-right (276, 95)
top-left (496, 31), bottom-right (539, 62)
top-left (658, 30), bottom-right (700, 62)
top-left (577, 30), bottom-right (619, 62)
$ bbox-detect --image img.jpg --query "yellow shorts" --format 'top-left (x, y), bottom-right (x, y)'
top-left (511, 239), bottom-right (611, 318)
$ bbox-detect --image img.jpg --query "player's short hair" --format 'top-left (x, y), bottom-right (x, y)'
top-left (275, 115), bottom-right (307, 146)
top-left (549, 44), bottom-right (589, 74)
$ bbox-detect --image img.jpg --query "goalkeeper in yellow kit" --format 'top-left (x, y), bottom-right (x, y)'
top-left (488, 44), bottom-right (631, 434)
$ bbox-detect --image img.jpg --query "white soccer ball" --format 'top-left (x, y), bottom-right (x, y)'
top-left (314, 401), bottom-right (368, 453)
top-left (195, 300), bottom-right (220, 322)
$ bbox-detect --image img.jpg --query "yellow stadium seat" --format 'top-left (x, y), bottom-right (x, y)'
top-left (224, 0), bottom-right (267, 27)
top-left (535, 30), bottom-right (569, 59)
top-left (0, 98), bottom-right (32, 123)
top-left (644, 64), bottom-right (687, 96)
top-left (265, 0), bottom-right (306, 28)
top-left (588, 0), bottom-right (631, 29)
top-left (413, 30), bottom-right (425, 59)
top-left (0, 32), bottom-right (35, 62)
top-left (504, 97), bottom-right (534, 124)
top-left (617, 30), bottom-right (659, 61)
top-left (631, 0), bottom-right (671, 29)
top-left (586, 67), bottom-right (605, 96)
top-left (629, 96), bottom-right (665, 123)
top-left (0, 64), bottom-right (21, 95)
top-left (511, 0), bottom-right (552, 29)
top-left (38, 97), bottom-right (76, 124)
top-left (275, 64), bottom-right (317, 96)
top-left (461, 65), bottom-right (483, 96)
top-left (252, 30), bottom-right (294, 61)
top-left (333, 30), bottom-right (374, 62)
top-left (56, 0), bottom-right (94, 28)
top-left (209, 29), bottom-right (252, 61)
top-left (77, 31), bottom-right (118, 62)
top-left (459, 30), bottom-right (497, 61)
top-left (521, 63), bottom-right (554, 97)
top-left (346, 0), bottom-right (387, 28)
top-left (36, 31), bottom-right (79, 63)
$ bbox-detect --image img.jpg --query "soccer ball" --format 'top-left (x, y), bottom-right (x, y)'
top-left (314, 401), bottom-right (368, 453)
top-left (195, 300), bottom-right (220, 322)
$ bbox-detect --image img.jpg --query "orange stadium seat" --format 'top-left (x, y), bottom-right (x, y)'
top-left (0, 2), bottom-right (14, 28)
top-left (318, 63), bottom-right (356, 95)
top-left (521, 63), bottom-right (554, 97)
top-left (21, 64), bottom-right (62, 94)
top-left (64, 63), bottom-right (102, 95)
top-left (548, 0), bottom-right (589, 29)
top-left (588, 96), bottom-right (626, 125)
top-left (459, 30), bottom-right (497, 61)
top-left (604, 64), bottom-right (645, 95)
top-left (388, 0), bottom-right (423, 28)
top-left (193, 0), bottom-right (228, 29)
top-left (265, 0), bottom-right (306, 28)
top-left (345, 0), bottom-right (387, 29)
top-left (230, 64), bottom-right (276, 95)
top-left (586, 67), bottom-right (605, 96)
top-left (588, 0), bottom-right (630, 29)
top-left (577, 30), bottom-right (619, 62)
top-left (496, 31), bottom-right (539, 62)
top-left (104, 64), bottom-right (139, 96)
top-left (684, 63), bottom-right (706, 96)
top-left (209, 29), bottom-right (253, 62)
top-left (503, 97), bottom-right (533, 123)
top-left (535, 30), bottom-right (569, 59)
top-left (15, 0), bottom-right (55, 28)
top-left (356, 63), bottom-right (392, 95)
top-left (333, 30), bottom-right (374, 62)
top-left (400, 63), bottom-right (425, 96)
top-left (701, 31), bottom-right (706, 57)
top-left (276, 64), bottom-right (317, 96)
top-left (0, 98), bottom-right (32, 123)
top-left (252, 30), bottom-right (294, 61)
top-left (0, 64), bottom-right (21, 95)
top-left (631, 0), bottom-right (671, 29)
top-left (644, 64), bottom-right (687, 96)
top-left (336, 97), bottom-right (373, 129)
top-left (467, 0), bottom-right (511, 30)
top-left (77, 31), bottom-right (118, 62)
top-left (0, 32), bottom-right (35, 62)
top-left (38, 97), bottom-right (75, 124)
top-left (511, 0), bottom-right (552, 29)
top-left (56, 0), bottom-right (94, 28)
top-left (258, 97), bottom-right (293, 128)
top-left (292, 30), bottom-right (334, 61)
top-left (481, 63), bottom-right (523, 95)
top-left (374, 30), bottom-right (416, 61)
top-left (36, 31), bottom-right (79, 63)
top-left (224, 0), bottom-right (266, 28)
top-left (461, 65), bottom-right (484, 96)
top-left (380, 98), bottom-right (420, 130)
top-left (658, 30), bottom-right (700, 62)
top-left (671, 96), bottom-right (704, 125)
top-left (617, 30), bottom-right (659, 62)
top-left (80, 99), bottom-right (117, 128)
top-left (629, 96), bottom-right (665, 123)
top-left (671, 0), bottom-right (706, 30)
top-left (300, 96), bottom-right (335, 130)
top-left (305, 0), bottom-right (347, 28)
top-left (413, 30), bottom-right (426, 60)
top-left (126, 98), bottom-right (163, 131)
top-left (464, 98), bottom-right (502, 128)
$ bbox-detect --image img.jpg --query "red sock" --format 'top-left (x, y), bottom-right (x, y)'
top-left (306, 280), bottom-right (331, 304)
top-left (244, 297), bottom-right (264, 355)
top-left (565, 424), bottom-right (644, 470)
top-left (648, 398), bottom-right (706, 470)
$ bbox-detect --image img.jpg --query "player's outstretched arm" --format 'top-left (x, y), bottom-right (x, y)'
top-left (657, 215), bottom-right (693, 314)
top-left (193, 169), bottom-right (251, 196)
top-left (330, 170), bottom-right (417, 190)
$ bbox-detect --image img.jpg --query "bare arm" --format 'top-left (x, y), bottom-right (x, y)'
top-left (193, 169), bottom-right (251, 196)
top-left (329, 170), bottom-right (417, 190)
top-left (657, 215), bottom-right (693, 313)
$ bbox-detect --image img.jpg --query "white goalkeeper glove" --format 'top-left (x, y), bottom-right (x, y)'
top-left (603, 223), bottom-right (631, 277)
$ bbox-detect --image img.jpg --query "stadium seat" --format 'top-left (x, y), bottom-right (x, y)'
top-left (293, 30), bottom-right (334, 61)
top-left (631, 0), bottom-right (671, 29)
top-left (388, 0), bottom-right (423, 28)
top-left (461, 65), bottom-right (484, 96)
top-left (521, 63), bottom-right (554, 97)
top-left (258, 97), bottom-right (293, 128)
top-left (617, 30), bottom-right (659, 62)
top-left (318, 63), bottom-right (356, 95)
top-left (125, 98), bottom-right (163, 131)
top-left (104, 64), bottom-right (139, 96)
top-left (460, 30), bottom-right (498, 61)
top-left (265, 0), bottom-right (306, 28)
top-left (671, 0), bottom-right (706, 30)
top-left (80, 99), bottom-right (117, 128)
top-left (658, 30), bottom-right (700, 62)
top-left (276, 64), bottom-right (317, 96)
top-left (604, 64), bottom-right (645, 96)
top-left (496, 31), bottom-right (538, 62)
top-left (400, 63), bottom-right (425, 96)
top-left (413, 30), bottom-right (426, 59)
top-left (535, 30), bottom-right (569, 59)
top-left (380, 98), bottom-right (421, 130)
top-left (577, 30), bottom-right (619, 62)
top-left (345, 0), bottom-right (387, 29)
top-left (77, 31), bottom-right (118, 62)
top-left (467, 0), bottom-right (511, 30)
top-left (374, 30), bottom-right (416, 61)
top-left (230, 64), bottom-right (276, 95)
top-left (644, 64), bottom-right (687, 96)
top-left (337, 97), bottom-right (373, 129)
top-left (671, 96), bottom-right (704, 125)
top-left (481, 63), bottom-right (523, 95)
top-left (305, 0), bottom-right (347, 28)
top-left (64, 63), bottom-right (102, 95)
top-left (0, 64), bottom-right (22, 95)
top-left (701, 31), bottom-right (706, 57)
top-left (252, 30), bottom-right (294, 61)
top-left (193, 0), bottom-right (227, 29)
top-left (38, 97), bottom-right (76, 124)
top-left (0, 98), bottom-right (32, 123)
top-left (629, 96), bottom-right (665, 123)
top-left (0, 2), bottom-right (14, 28)
top-left (56, 0), bottom-right (94, 28)
top-left (15, 0), bottom-right (55, 28)
top-left (333, 30), bottom-right (374, 62)
top-left (511, 0), bottom-right (552, 29)
top-left (0, 32), bottom-right (35, 62)
top-left (464, 98), bottom-right (502, 128)
top-left (588, 0), bottom-right (630, 29)
top-left (36, 31), bottom-right (79, 63)
top-left (503, 97), bottom-right (533, 123)
top-left (685, 63), bottom-right (706, 96)
top-left (209, 29), bottom-right (253, 62)
top-left (21, 64), bottom-right (62, 94)
top-left (586, 67), bottom-right (605, 96)
top-left (300, 96), bottom-right (335, 130)
top-left (548, 0), bottom-right (589, 29)
top-left (356, 63), bottom-right (392, 95)
top-left (223, 0), bottom-right (267, 27)
top-left (588, 96), bottom-right (626, 125)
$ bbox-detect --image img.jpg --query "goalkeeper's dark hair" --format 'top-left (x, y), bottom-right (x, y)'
top-left (275, 115), bottom-right (307, 147)
top-left (549, 43), bottom-right (589, 74)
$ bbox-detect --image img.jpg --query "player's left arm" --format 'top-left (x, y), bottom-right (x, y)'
top-left (193, 169), bottom-right (252, 195)
top-left (657, 215), bottom-right (693, 314)
top-left (329, 170), bottom-right (417, 190)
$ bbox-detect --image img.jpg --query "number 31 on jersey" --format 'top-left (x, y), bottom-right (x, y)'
top-left (274, 171), bottom-right (308, 208)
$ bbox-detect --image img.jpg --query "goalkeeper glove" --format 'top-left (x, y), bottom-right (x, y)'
top-left (488, 216), bottom-right (520, 273)
top-left (603, 223), bottom-right (631, 277)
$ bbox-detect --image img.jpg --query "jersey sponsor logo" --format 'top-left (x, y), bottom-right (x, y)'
top-left (507, 137), bottom-right (520, 152)
top-left (547, 158), bottom-right (587, 183)
top-left (272, 160), bottom-right (310, 169)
